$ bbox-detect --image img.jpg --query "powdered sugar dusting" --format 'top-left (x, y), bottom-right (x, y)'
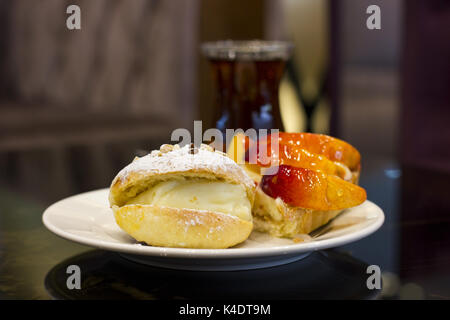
top-left (116, 144), bottom-right (254, 189)
top-left (173, 208), bottom-right (241, 233)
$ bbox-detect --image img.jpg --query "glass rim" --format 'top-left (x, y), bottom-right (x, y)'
top-left (201, 40), bottom-right (294, 61)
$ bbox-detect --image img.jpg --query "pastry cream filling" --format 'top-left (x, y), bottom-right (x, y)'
top-left (253, 187), bottom-right (285, 221)
top-left (126, 179), bottom-right (252, 221)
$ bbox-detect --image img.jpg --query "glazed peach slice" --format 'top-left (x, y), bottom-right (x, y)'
top-left (262, 132), bottom-right (361, 172)
top-left (260, 165), bottom-right (366, 211)
top-left (245, 142), bottom-right (352, 180)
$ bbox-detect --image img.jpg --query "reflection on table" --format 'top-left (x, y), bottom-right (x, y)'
top-left (45, 249), bottom-right (379, 300)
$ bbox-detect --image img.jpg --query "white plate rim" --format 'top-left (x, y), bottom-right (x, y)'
top-left (42, 189), bottom-right (385, 259)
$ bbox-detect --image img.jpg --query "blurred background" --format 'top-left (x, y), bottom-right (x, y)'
top-left (0, 0), bottom-right (449, 299)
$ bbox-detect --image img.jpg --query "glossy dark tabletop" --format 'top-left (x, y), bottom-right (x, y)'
top-left (1, 155), bottom-right (450, 300)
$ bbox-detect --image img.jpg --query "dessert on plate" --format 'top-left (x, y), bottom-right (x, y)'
top-left (109, 132), bottom-right (367, 248)
top-left (109, 143), bottom-right (255, 249)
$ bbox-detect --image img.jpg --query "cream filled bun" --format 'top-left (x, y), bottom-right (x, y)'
top-left (109, 143), bottom-right (256, 248)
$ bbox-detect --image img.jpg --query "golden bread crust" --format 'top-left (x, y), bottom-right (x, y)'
top-left (253, 210), bottom-right (342, 237)
top-left (252, 187), bottom-right (342, 237)
top-left (112, 204), bottom-right (253, 249)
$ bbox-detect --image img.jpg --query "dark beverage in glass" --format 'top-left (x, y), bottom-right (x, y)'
top-left (202, 41), bottom-right (293, 139)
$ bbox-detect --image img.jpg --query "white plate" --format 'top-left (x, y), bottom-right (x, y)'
top-left (42, 189), bottom-right (384, 271)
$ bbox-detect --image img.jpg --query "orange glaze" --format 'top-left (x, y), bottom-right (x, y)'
top-left (263, 132), bottom-right (361, 172)
top-left (260, 165), bottom-right (366, 211)
top-left (246, 142), bottom-right (350, 179)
